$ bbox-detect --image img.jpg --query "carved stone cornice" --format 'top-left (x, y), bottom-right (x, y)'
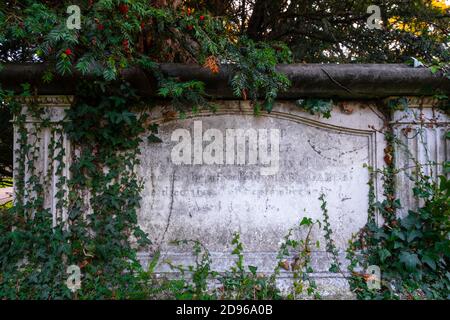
top-left (2, 63), bottom-right (449, 99)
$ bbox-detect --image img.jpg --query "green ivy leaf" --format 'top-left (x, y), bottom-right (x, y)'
top-left (430, 66), bottom-right (439, 74)
top-left (300, 217), bottom-right (313, 226)
top-left (379, 248), bottom-right (392, 263)
top-left (399, 252), bottom-right (421, 271)
top-left (394, 241), bottom-right (404, 249)
top-left (248, 265), bottom-right (258, 275)
top-left (296, 99), bottom-right (333, 118)
top-left (421, 255), bottom-right (436, 270)
top-left (392, 229), bottom-right (406, 241)
top-left (329, 264), bottom-right (339, 273)
top-left (407, 230), bottom-right (423, 243)
top-left (148, 134), bottom-right (163, 143)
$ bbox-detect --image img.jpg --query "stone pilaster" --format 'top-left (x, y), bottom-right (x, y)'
top-left (391, 97), bottom-right (449, 216)
top-left (13, 96), bottom-right (73, 227)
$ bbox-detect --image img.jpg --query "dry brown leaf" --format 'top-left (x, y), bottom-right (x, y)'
top-left (279, 260), bottom-right (290, 271)
top-left (203, 55), bottom-right (220, 74)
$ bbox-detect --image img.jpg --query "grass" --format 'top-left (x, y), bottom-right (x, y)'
top-left (0, 177), bottom-right (12, 188)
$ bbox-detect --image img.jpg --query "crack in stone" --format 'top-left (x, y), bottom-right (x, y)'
top-left (158, 168), bottom-right (176, 248)
top-left (307, 139), bottom-right (338, 162)
top-left (307, 139), bottom-right (365, 161)
top-left (149, 166), bottom-right (156, 212)
top-left (338, 145), bottom-right (365, 157)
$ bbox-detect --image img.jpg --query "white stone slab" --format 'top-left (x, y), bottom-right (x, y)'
top-left (137, 101), bottom-right (386, 278)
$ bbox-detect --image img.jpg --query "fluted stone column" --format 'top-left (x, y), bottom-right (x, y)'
top-left (391, 97), bottom-right (449, 216)
top-left (13, 96), bottom-right (73, 227)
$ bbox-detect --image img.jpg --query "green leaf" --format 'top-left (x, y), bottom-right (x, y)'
top-left (421, 255), bottom-right (436, 270)
top-left (401, 214), bottom-right (418, 229)
top-left (253, 102), bottom-right (261, 116)
top-left (264, 99), bottom-right (274, 113)
top-left (248, 265), bottom-right (258, 275)
top-left (407, 230), bottom-right (423, 243)
top-left (399, 252), bottom-right (421, 271)
top-left (149, 123), bottom-right (159, 134)
top-left (300, 217), bottom-right (313, 226)
top-left (42, 70), bottom-right (53, 83)
top-left (329, 264), bottom-right (339, 273)
top-left (394, 241), bottom-right (404, 249)
top-left (158, 87), bottom-right (170, 97)
top-left (392, 229), bottom-right (406, 241)
top-left (430, 66), bottom-right (439, 74)
top-left (296, 99), bottom-right (333, 118)
top-left (148, 134), bottom-right (163, 143)
top-left (379, 248), bottom-right (392, 263)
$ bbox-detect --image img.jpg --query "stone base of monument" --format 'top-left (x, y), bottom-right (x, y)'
top-left (137, 251), bottom-right (356, 299)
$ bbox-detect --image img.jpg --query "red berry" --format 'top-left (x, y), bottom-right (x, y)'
top-left (64, 48), bottom-right (72, 56)
top-left (122, 39), bottom-right (131, 54)
top-left (199, 15), bottom-right (205, 21)
top-left (97, 23), bottom-right (104, 31)
top-left (119, 4), bottom-right (129, 15)
top-left (187, 25), bottom-right (193, 31)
